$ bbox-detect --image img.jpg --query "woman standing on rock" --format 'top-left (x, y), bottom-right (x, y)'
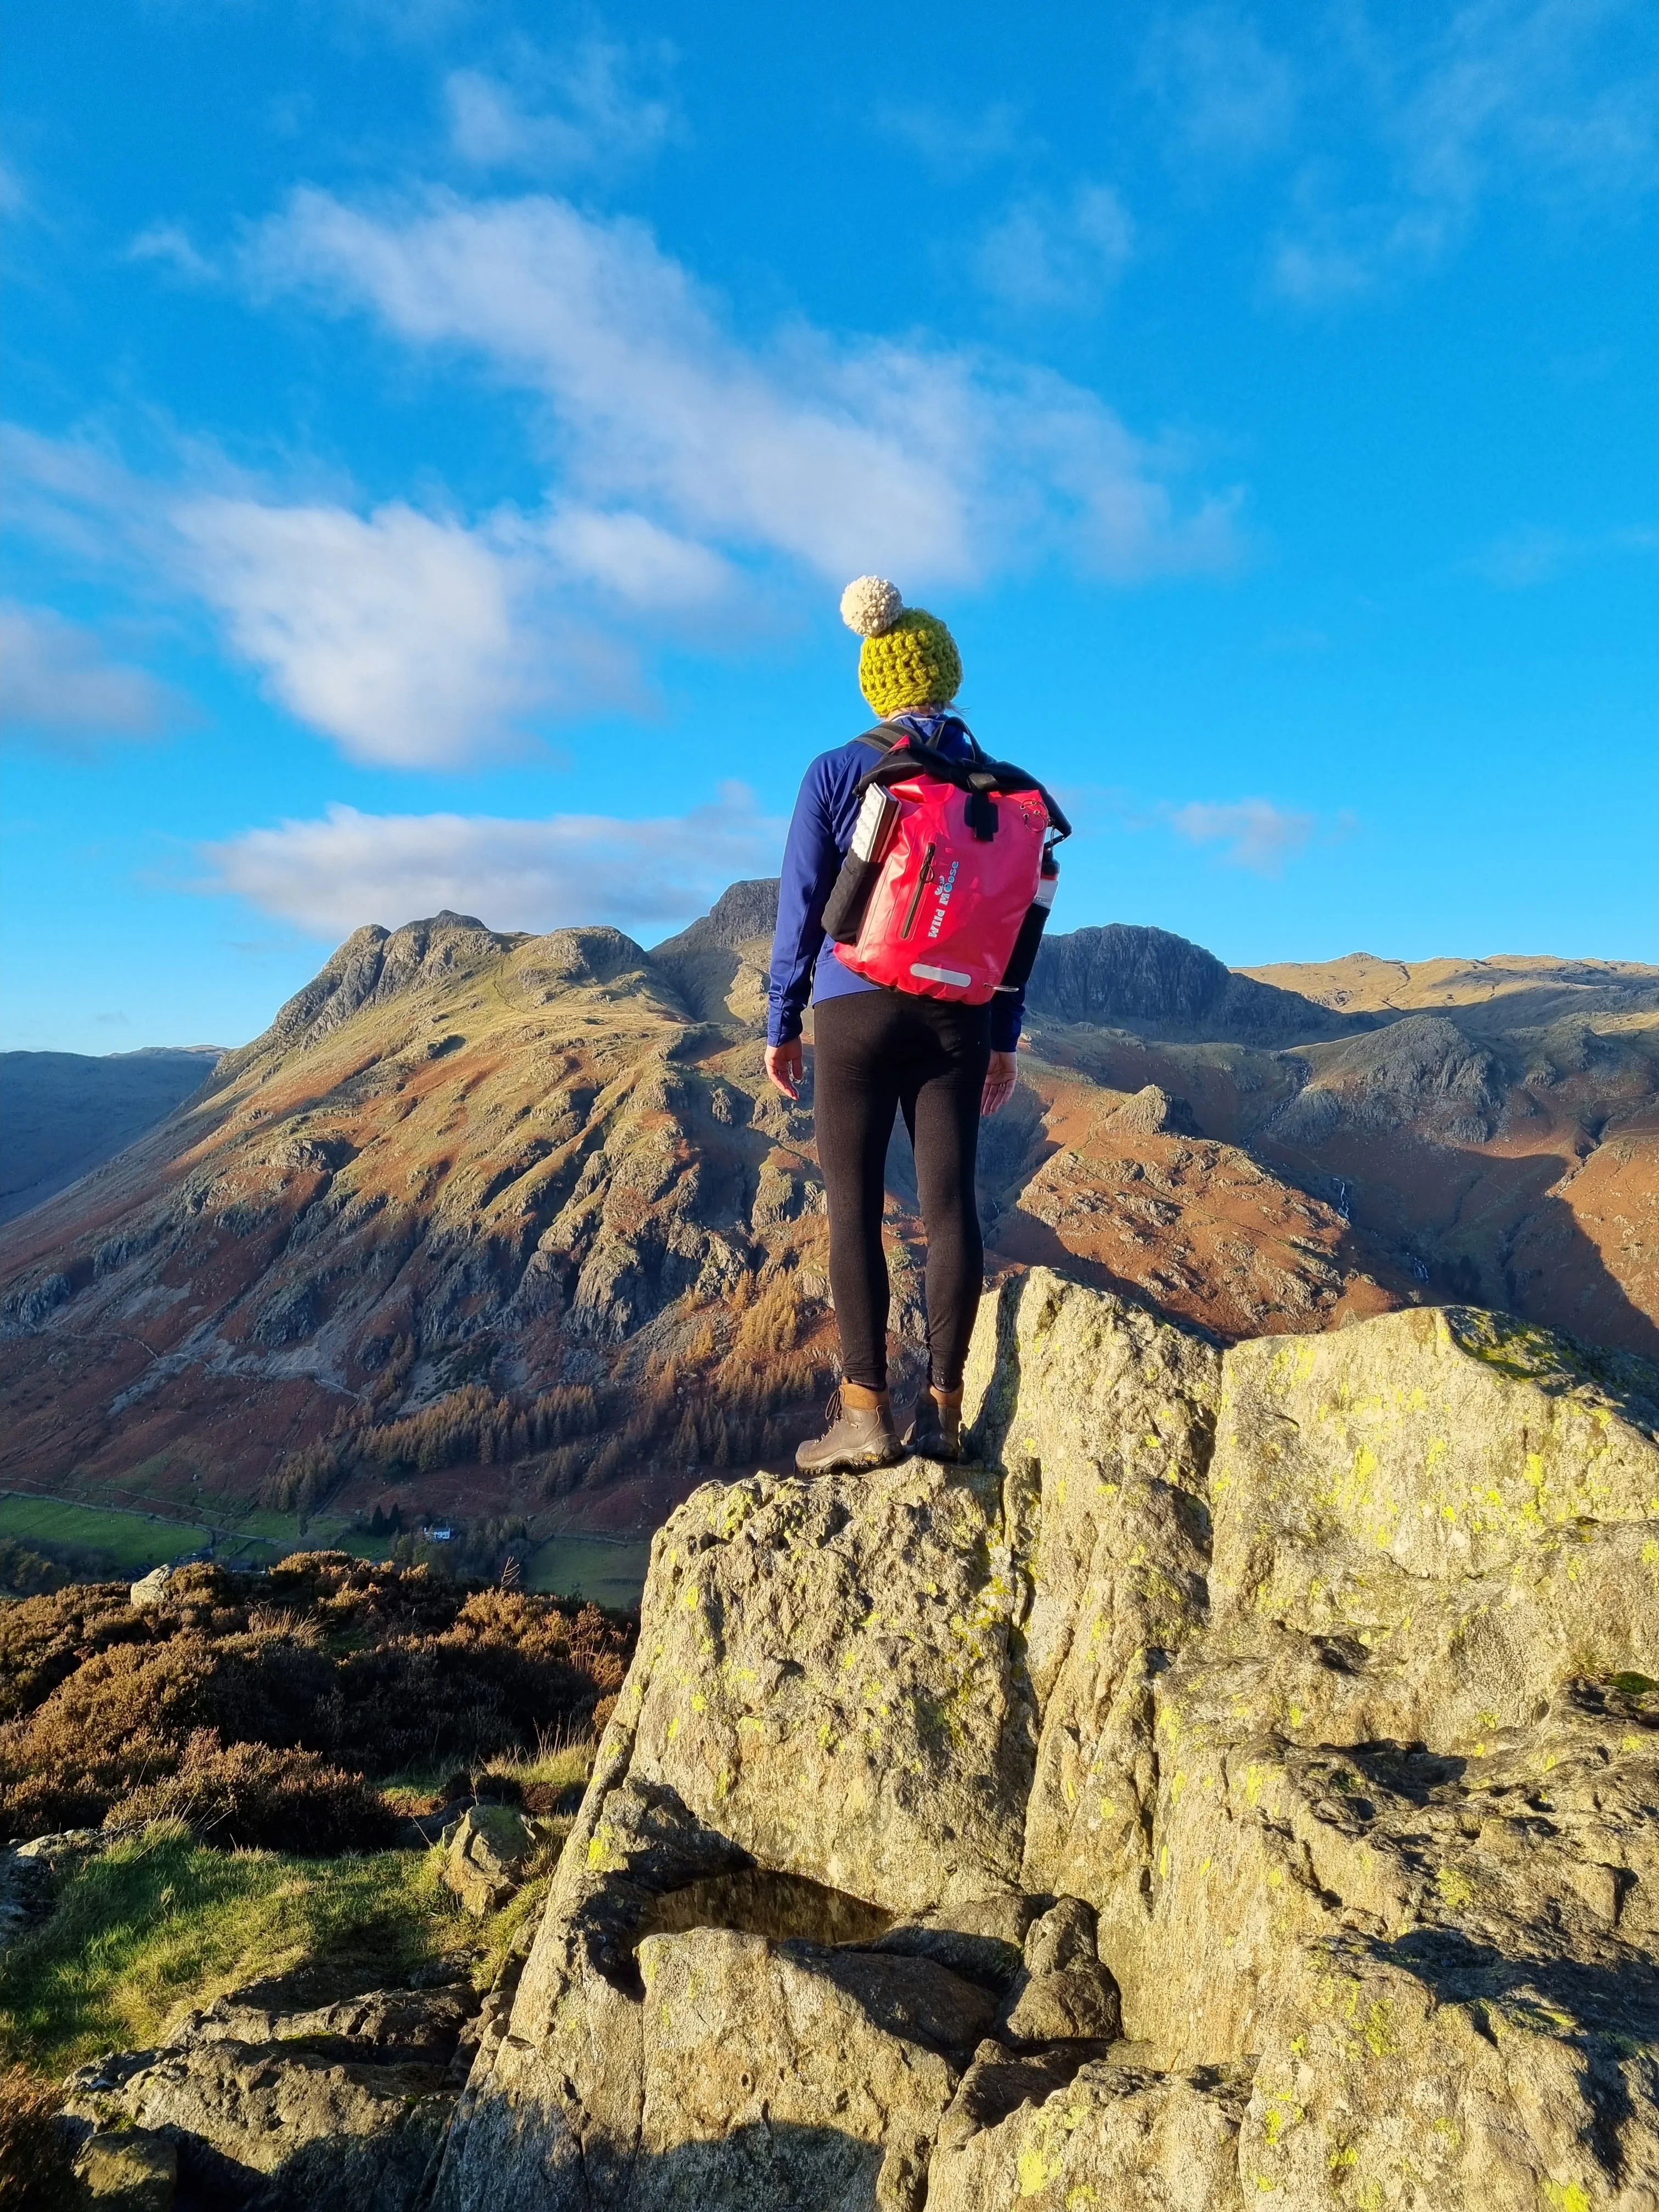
top-left (765, 579), bottom-right (1064, 1474)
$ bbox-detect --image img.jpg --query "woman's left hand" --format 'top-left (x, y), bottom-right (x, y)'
top-left (981, 1050), bottom-right (1017, 1117)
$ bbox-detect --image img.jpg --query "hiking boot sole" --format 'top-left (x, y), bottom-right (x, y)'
top-left (795, 1439), bottom-right (905, 1475)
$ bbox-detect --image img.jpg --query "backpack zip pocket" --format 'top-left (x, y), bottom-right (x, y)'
top-left (899, 844), bottom-right (936, 939)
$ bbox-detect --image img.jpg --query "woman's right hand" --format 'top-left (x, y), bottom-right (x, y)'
top-left (981, 1049), bottom-right (1017, 1116)
top-left (765, 1040), bottom-right (804, 1100)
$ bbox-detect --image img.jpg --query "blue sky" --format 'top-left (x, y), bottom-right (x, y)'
top-left (3, 0), bottom-right (1655, 1052)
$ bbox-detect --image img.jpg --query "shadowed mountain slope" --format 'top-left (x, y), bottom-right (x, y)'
top-left (1, 1048), bottom-right (224, 1226)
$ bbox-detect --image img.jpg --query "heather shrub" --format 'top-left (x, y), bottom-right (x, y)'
top-left (113, 1732), bottom-right (397, 1852)
top-left (0, 1556), bottom-right (633, 1846)
top-left (0, 1581), bottom-right (148, 1724)
top-left (0, 2065), bottom-right (77, 2210)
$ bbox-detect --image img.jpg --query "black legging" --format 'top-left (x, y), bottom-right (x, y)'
top-left (812, 989), bottom-right (991, 1395)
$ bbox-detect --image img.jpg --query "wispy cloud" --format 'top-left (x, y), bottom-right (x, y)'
top-left (977, 184), bottom-right (1135, 311)
top-left (1471, 520), bottom-right (1659, 588)
top-left (129, 222), bottom-right (216, 283)
top-left (1265, 0), bottom-right (1659, 302)
top-left (872, 101), bottom-right (1027, 174)
top-left (0, 602), bottom-right (181, 747)
top-left (245, 185), bottom-right (1239, 589)
top-left (1166, 797), bottom-right (1317, 873)
top-left (200, 788), bottom-right (784, 938)
top-left (1141, 4), bottom-right (1298, 162)
top-left (443, 35), bottom-right (679, 174)
top-left (1388, 0), bottom-right (1659, 210)
top-left (1134, 0), bottom-right (1659, 304)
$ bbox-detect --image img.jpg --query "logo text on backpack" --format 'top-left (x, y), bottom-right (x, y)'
top-left (926, 861), bottom-right (960, 939)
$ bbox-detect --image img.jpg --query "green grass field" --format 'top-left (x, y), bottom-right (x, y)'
top-left (0, 1493), bottom-right (394, 1582)
top-left (524, 1533), bottom-right (652, 1609)
top-left (0, 1494), bottom-right (211, 1576)
top-left (0, 1491), bottom-right (648, 1600)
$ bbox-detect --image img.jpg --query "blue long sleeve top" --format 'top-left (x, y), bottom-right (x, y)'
top-left (766, 711), bottom-right (1026, 1054)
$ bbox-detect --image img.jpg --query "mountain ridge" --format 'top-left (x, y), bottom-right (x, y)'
top-left (0, 892), bottom-right (1653, 1577)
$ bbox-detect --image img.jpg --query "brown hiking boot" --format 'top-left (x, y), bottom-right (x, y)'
top-left (903, 1387), bottom-right (963, 1464)
top-left (795, 1384), bottom-right (902, 1474)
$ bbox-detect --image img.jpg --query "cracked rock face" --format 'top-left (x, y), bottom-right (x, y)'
top-left (431, 1271), bottom-right (1658, 2210)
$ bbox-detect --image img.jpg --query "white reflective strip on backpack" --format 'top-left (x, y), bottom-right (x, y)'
top-left (909, 962), bottom-right (973, 987)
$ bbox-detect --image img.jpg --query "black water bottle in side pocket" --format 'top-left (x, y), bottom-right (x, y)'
top-left (995, 843), bottom-right (1060, 996)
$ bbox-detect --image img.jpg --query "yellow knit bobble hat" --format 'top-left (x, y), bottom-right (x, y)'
top-left (840, 576), bottom-right (962, 718)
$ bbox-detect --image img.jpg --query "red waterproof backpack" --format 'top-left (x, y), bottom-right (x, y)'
top-left (820, 730), bottom-right (1071, 1007)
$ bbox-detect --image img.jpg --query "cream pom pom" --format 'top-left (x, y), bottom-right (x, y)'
top-left (840, 575), bottom-right (904, 638)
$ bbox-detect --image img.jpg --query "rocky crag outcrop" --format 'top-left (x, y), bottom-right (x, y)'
top-left (424, 1272), bottom-right (1659, 2211)
top-left (63, 1977), bottom-right (485, 2211)
top-left (1029, 921), bottom-right (1350, 1045)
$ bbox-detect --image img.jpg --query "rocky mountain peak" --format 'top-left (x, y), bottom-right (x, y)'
top-left (654, 878), bottom-right (781, 958)
top-left (216, 912), bottom-right (526, 1079)
top-left (1027, 922), bottom-right (1347, 1044)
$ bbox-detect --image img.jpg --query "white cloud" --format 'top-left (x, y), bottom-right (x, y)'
top-left (200, 788), bottom-right (784, 938)
top-left (1141, 5), bottom-right (1298, 162)
top-left (444, 36), bottom-right (677, 173)
top-left (1167, 797), bottom-right (1315, 874)
top-left (170, 496), bottom-right (546, 769)
top-left (0, 427), bottom-right (742, 767)
top-left (977, 185), bottom-right (1136, 311)
top-left (0, 602), bottom-right (178, 744)
top-left (246, 186), bottom-right (1240, 585)
top-left (531, 505), bottom-right (736, 610)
